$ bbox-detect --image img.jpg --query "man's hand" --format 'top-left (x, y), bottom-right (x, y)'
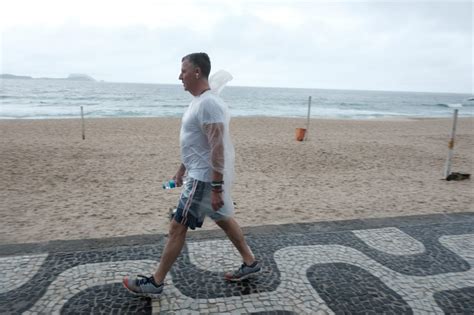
top-left (211, 191), bottom-right (224, 211)
top-left (173, 174), bottom-right (184, 187)
top-left (173, 164), bottom-right (186, 187)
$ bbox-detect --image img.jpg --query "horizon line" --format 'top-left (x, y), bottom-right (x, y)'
top-left (1, 73), bottom-right (472, 95)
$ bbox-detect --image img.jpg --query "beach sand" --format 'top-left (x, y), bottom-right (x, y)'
top-left (1, 117), bottom-right (473, 245)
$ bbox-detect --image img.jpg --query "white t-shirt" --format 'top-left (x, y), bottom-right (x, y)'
top-left (180, 90), bottom-right (234, 184)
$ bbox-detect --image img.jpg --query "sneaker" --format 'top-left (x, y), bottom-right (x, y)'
top-left (224, 261), bottom-right (261, 281)
top-left (122, 275), bottom-right (164, 298)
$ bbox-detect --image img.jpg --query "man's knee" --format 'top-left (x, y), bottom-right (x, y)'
top-left (168, 220), bottom-right (188, 239)
top-left (216, 218), bottom-right (244, 239)
top-left (215, 217), bottom-right (234, 231)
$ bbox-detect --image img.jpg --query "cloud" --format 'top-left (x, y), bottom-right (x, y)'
top-left (1, 0), bottom-right (472, 93)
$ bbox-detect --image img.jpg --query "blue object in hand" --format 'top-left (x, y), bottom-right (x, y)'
top-left (162, 180), bottom-right (176, 189)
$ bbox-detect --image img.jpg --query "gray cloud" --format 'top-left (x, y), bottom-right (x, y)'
top-left (1, 1), bottom-right (471, 93)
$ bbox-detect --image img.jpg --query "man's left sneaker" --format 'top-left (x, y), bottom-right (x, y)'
top-left (224, 261), bottom-right (262, 281)
top-left (123, 275), bottom-right (164, 298)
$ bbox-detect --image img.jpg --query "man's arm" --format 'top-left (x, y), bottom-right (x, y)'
top-left (204, 123), bottom-right (225, 210)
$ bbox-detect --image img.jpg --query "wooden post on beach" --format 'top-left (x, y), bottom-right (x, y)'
top-left (81, 106), bottom-right (85, 140)
top-left (305, 96), bottom-right (312, 140)
top-left (443, 108), bottom-right (459, 179)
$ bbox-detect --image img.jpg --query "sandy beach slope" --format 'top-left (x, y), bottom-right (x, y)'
top-left (1, 117), bottom-right (473, 244)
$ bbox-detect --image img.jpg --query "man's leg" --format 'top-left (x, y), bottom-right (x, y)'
top-left (216, 217), bottom-right (261, 281)
top-left (123, 219), bottom-right (188, 297)
top-left (215, 217), bottom-right (255, 265)
top-left (154, 219), bottom-right (188, 283)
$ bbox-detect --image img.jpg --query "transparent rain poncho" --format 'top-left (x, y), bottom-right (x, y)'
top-left (179, 70), bottom-right (235, 212)
top-left (209, 69), bottom-right (234, 188)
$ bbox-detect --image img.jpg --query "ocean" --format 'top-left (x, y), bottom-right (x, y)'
top-left (0, 79), bottom-right (472, 120)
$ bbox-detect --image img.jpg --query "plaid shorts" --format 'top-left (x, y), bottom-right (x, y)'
top-left (173, 177), bottom-right (233, 230)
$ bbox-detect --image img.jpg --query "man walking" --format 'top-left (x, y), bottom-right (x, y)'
top-left (123, 53), bottom-right (261, 298)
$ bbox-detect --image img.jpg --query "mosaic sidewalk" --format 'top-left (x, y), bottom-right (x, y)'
top-left (1, 212), bottom-right (473, 314)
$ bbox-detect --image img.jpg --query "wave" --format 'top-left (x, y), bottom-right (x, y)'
top-left (338, 102), bottom-right (367, 108)
top-left (64, 96), bottom-right (97, 101)
top-left (442, 103), bottom-right (463, 108)
top-left (0, 95), bottom-right (20, 99)
top-left (422, 103), bottom-right (471, 108)
top-left (159, 104), bottom-right (188, 108)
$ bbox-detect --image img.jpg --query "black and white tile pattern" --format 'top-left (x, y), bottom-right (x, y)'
top-left (0, 212), bottom-right (473, 314)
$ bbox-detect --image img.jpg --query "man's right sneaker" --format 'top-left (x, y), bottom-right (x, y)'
top-left (122, 275), bottom-right (164, 298)
top-left (224, 261), bottom-right (261, 281)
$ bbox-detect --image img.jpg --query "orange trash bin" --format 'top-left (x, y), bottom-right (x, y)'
top-left (295, 128), bottom-right (306, 141)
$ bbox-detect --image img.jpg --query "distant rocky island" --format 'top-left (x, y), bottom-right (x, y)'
top-left (0, 73), bottom-right (97, 81)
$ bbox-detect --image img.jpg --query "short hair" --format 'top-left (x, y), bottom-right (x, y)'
top-left (182, 52), bottom-right (211, 78)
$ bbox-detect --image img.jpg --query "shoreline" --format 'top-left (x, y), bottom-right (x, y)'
top-left (1, 117), bottom-right (473, 245)
top-left (1, 115), bottom-right (472, 122)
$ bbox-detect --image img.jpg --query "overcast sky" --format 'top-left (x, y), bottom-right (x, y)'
top-left (0, 0), bottom-right (472, 93)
